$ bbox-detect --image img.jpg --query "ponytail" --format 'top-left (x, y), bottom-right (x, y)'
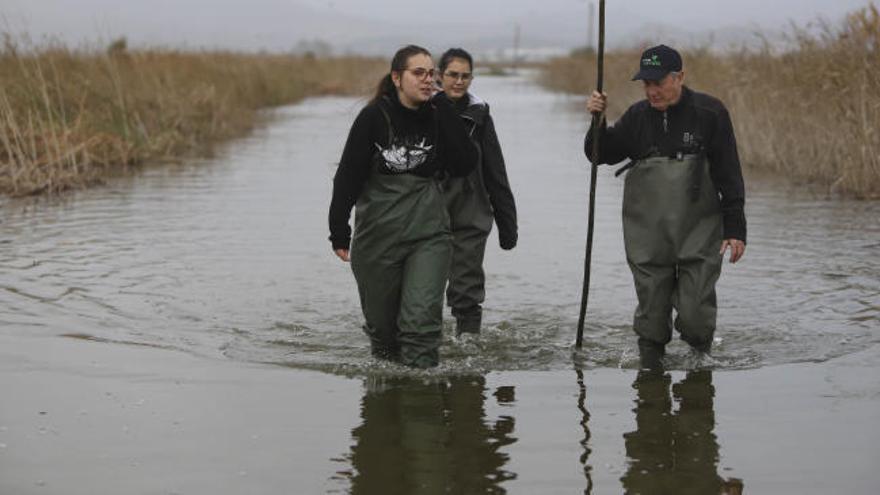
top-left (370, 74), bottom-right (396, 105)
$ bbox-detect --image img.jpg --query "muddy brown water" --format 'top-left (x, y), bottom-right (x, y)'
top-left (1, 74), bottom-right (878, 494)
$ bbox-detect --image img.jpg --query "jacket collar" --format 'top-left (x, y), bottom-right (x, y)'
top-left (667, 85), bottom-right (692, 113)
top-left (458, 92), bottom-right (489, 125)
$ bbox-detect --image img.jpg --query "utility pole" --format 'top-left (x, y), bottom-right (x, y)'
top-left (512, 23), bottom-right (521, 74)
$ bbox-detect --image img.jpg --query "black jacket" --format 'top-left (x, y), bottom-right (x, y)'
top-left (456, 94), bottom-right (518, 249)
top-left (584, 86), bottom-right (746, 242)
top-left (329, 91), bottom-right (478, 250)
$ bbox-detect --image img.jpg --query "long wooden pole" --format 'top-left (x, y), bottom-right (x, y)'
top-left (575, 0), bottom-right (605, 348)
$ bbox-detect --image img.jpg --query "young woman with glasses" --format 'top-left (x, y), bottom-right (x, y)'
top-left (437, 48), bottom-right (518, 336)
top-left (328, 45), bottom-right (478, 368)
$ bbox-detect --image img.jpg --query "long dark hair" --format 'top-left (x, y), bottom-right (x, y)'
top-left (370, 44), bottom-right (432, 105)
top-left (439, 47), bottom-right (473, 73)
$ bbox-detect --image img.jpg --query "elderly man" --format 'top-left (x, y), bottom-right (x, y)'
top-left (585, 44), bottom-right (746, 368)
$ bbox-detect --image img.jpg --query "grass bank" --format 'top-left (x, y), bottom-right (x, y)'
top-left (539, 4), bottom-right (880, 199)
top-left (0, 39), bottom-right (385, 196)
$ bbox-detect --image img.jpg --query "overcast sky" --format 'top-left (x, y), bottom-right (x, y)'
top-left (1, 0), bottom-right (872, 55)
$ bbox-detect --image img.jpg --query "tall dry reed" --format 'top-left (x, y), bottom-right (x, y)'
top-left (0, 39), bottom-right (385, 196)
top-left (539, 4), bottom-right (880, 199)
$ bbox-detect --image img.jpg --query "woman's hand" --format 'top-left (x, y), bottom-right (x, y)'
top-left (334, 248), bottom-right (350, 262)
top-left (719, 239), bottom-right (745, 263)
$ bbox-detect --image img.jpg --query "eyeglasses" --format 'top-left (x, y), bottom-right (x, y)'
top-left (405, 67), bottom-right (436, 81)
top-left (443, 71), bottom-right (473, 82)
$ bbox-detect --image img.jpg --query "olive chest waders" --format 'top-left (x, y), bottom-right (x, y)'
top-left (350, 110), bottom-right (451, 369)
top-left (444, 119), bottom-right (494, 335)
top-left (622, 153), bottom-right (722, 364)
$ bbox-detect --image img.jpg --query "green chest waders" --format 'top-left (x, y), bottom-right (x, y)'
top-left (444, 131), bottom-right (494, 334)
top-left (622, 153), bottom-right (723, 353)
top-left (350, 148), bottom-right (451, 369)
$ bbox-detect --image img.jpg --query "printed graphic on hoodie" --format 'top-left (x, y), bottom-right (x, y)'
top-left (375, 135), bottom-right (434, 173)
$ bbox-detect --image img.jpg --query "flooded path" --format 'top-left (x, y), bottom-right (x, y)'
top-left (1, 74), bottom-right (878, 494)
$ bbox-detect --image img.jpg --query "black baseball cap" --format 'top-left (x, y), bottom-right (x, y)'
top-left (631, 44), bottom-right (682, 81)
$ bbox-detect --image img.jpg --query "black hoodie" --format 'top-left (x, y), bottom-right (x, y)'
top-left (454, 94), bottom-right (518, 249)
top-left (329, 91), bottom-right (478, 250)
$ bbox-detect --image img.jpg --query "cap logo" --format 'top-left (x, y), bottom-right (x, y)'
top-left (642, 54), bottom-right (662, 67)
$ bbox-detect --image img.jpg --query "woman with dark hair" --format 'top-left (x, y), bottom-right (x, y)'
top-left (328, 45), bottom-right (478, 368)
top-left (438, 48), bottom-right (518, 336)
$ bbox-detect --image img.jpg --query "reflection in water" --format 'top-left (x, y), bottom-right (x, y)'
top-left (621, 371), bottom-right (744, 495)
top-left (336, 376), bottom-right (516, 494)
top-left (575, 369), bottom-right (594, 494)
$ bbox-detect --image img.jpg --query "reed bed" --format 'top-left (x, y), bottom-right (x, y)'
top-left (539, 4), bottom-right (880, 199)
top-left (0, 39), bottom-right (385, 196)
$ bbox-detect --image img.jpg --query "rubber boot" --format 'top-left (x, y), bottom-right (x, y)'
top-left (638, 339), bottom-right (666, 370)
top-left (453, 306), bottom-right (482, 336)
top-left (363, 325), bottom-right (399, 363)
top-left (689, 339), bottom-right (712, 354)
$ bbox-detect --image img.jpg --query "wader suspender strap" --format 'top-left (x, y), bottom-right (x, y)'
top-left (377, 101), bottom-right (394, 146)
top-left (430, 104), bottom-right (445, 181)
top-left (688, 115), bottom-right (710, 202)
top-left (614, 160), bottom-right (634, 177)
top-left (689, 150), bottom-right (706, 202)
